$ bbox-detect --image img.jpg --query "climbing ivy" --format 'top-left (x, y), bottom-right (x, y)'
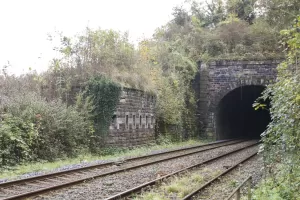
top-left (253, 16), bottom-right (300, 199)
top-left (85, 76), bottom-right (121, 136)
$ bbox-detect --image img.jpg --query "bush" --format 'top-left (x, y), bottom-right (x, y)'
top-left (0, 92), bottom-right (93, 166)
top-left (253, 16), bottom-right (300, 200)
top-left (253, 164), bottom-right (300, 200)
top-left (0, 114), bottom-right (37, 166)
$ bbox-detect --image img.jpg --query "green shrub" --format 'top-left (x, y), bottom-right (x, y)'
top-left (253, 16), bottom-right (300, 200)
top-left (253, 165), bottom-right (300, 200)
top-left (0, 92), bottom-right (93, 166)
top-left (0, 114), bottom-right (36, 166)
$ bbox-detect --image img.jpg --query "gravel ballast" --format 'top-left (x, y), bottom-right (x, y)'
top-left (33, 140), bottom-right (258, 200)
top-left (135, 144), bottom-right (260, 199)
top-left (193, 155), bottom-right (263, 200)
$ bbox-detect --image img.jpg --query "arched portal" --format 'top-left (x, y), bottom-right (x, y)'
top-left (216, 85), bottom-right (270, 139)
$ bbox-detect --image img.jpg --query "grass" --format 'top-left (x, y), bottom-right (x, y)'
top-left (0, 138), bottom-right (211, 181)
top-left (229, 179), bottom-right (239, 188)
top-left (136, 168), bottom-right (222, 199)
top-left (164, 173), bottom-right (204, 197)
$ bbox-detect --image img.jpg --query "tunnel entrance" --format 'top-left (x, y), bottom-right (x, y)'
top-left (216, 85), bottom-right (270, 139)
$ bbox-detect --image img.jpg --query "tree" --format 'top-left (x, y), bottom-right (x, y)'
top-left (172, 6), bottom-right (191, 27)
top-left (256, 0), bottom-right (300, 29)
top-left (226, 0), bottom-right (257, 24)
top-left (190, 0), bottom-right (225, 28)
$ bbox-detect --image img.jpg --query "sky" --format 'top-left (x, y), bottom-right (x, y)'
top-left (0, 0), bottom-right (188, 75)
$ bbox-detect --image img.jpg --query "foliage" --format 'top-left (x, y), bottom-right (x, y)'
top-left (253, 165), bottom-right (300, 200)
top-left (45, 28), bottom-right (155, 93)
top-left (0, 92), bottom-right (93, 167)
top-left (138, 32), bottom-right (198, 139)
top-left (0, 114), bottom-right (37, 166)
top-left (157, 1), bottom-right (282, 63)
top-left (84, 76), bottom-right (121, 136)
top-left (190, 0), bottom-right (225, 28)
top-left (254, 16), bottom-right (300, 199)
top-left (226, 0), bottom-right (256, 24)
top-left (257, 0), bottom-right (300, 30)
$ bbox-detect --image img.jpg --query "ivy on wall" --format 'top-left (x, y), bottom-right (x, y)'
top-left (85, 76), bottom-right (121, 136)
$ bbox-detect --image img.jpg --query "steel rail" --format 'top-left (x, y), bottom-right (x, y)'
top-left (182, 152), bottom-right (258, 199)
top-left (105, 142), bottom-right (259, 200)
top-left (0, 139), bottom-right (236, 188)
top-left (0, 140), bottom-right (245, 200)
top-left (225, 175), bottom-right (252, 200)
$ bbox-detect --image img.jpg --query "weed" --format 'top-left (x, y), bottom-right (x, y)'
top-left (229, 179), bottom-right (239, 188)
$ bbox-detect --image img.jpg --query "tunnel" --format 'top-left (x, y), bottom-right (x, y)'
top-left (216, 85), bottom-right (271, 139)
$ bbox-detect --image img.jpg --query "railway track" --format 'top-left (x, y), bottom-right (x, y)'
top-left (182, 152), bottom-right (257, 199)
top-left (0, 139), bottom-right (243, 200)
top-left (104, 141), bottom-right (259, 200)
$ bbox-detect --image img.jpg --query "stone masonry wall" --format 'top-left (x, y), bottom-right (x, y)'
top-left (197, 60), bottom-right (280, 138)
top-left (41, 85), bottom-right (156, 147)
top-left (107, 88), bottom-right (156, 147)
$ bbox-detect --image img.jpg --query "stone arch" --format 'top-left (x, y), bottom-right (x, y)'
top-left (209, 77), bottom-right (271, 112)
top-left (215, 84), bottom-right (271, 139)
top-left (196, 60), bottom-right (278, 138)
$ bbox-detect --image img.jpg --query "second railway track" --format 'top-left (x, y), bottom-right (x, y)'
top-left (0, 139), bottom-right (252, 200)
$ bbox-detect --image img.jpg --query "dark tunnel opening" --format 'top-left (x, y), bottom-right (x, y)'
top-left (216, 85), bottom-right (271, 139)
